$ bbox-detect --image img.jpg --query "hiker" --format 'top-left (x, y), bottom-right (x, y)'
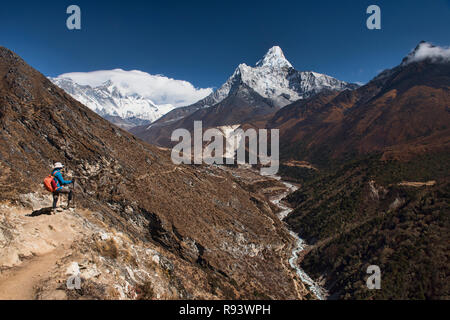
top-left (51, 162), bottom-right (75, 210)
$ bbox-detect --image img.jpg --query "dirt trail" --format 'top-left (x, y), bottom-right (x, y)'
top-left (398, 181), bottom-right (436, 187)
top-left (0, 204), bottom-right (85, 300)
top-left (0, 247), bottom-right (67, 300)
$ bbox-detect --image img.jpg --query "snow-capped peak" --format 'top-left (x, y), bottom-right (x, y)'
top-left (50, 70), bottom-right (213, 128)
top-left (256, 46), bottom-right (293, 69)
top-left (195, 46), bottom-right (357, 109)
top-left (402, 41), bottom-right (450, 65)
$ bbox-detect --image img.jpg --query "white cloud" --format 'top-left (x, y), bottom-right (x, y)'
top-left (404, 42), bottom-right (450, 64)
top-left (55, 69), bottom-right (213, 108)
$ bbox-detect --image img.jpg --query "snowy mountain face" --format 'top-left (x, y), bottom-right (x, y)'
top-left (373, 42), bottom-right (450, 83)
top-left (196, 46), bottom-right (358, 110)
top-left (50, 77), bottom-right (175, 129)
top-left (50, 70), bottom-right (213, 130)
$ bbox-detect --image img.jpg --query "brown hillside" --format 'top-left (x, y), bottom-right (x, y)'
top-left (0, 47), bottom-right (304, 299)
top-left (270, 59), bottom-right (450, 163)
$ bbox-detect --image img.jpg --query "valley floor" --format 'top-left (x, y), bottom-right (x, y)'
top-left (215, 166), bottom-right (326, 299)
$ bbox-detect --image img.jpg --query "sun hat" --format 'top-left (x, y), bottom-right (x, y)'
top-left (53, 162), bottom-right (64, 169)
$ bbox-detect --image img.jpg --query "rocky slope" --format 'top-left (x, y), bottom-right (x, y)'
top-left (0, 46), bottom-right (307, 300)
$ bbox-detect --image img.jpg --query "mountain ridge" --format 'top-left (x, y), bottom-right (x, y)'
top-left (270, 43), bottom-right (450, 164)
top-left (132, 46), bottom-right (358, 146)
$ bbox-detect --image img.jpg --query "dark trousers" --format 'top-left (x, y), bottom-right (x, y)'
top-left (52, 187), bottom-right (73, 208)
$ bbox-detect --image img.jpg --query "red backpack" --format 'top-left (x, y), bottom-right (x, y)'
top-left (43, 174), bottom-right (57, 192)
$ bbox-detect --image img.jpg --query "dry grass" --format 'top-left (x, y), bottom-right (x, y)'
top-left (136, 282), bottom-right (154, 300)
top-left (120, 248), bottom-right (138, 267)
top-left (95, 238), bottom-right (119, 259)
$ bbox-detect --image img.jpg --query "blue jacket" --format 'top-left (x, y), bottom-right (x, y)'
top-left (52, 169), bottom-right (73, 191)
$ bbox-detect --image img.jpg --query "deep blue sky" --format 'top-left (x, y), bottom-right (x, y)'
top-left (1, 0), bottom-right (449, 88)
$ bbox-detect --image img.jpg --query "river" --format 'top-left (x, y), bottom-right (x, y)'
top-left (268, 175), bottom-right (328, 300)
